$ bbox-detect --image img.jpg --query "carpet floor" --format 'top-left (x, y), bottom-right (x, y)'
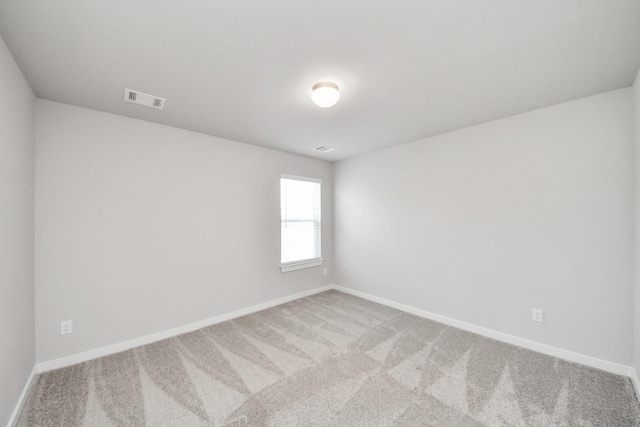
top-left (17, 290), bottom-right (640, 426)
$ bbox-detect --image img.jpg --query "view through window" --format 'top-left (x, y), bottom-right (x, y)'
top-left (280, 175), bottom-right (322, 271)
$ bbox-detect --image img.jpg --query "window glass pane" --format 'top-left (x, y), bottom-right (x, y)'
top-left (281, 177), bottom-right (321, 264)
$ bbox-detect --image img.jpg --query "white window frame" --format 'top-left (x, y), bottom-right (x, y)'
top-left (280, 174), bottom-right (323, 273)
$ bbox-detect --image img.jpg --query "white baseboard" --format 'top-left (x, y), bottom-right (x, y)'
top-left (333, 285), bottom-right (635, 378)
top-left (7, 366), bottom-right (37, 427)
top-left (631, 368), bottom-right (640, 401)
top-left (35, 283), bottom-right (637, 384)
top-left (37, 285), bottom-right (333, 373)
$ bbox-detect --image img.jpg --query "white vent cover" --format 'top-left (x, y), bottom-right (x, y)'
top-left (124, 89), bottom-right (166, 110)
top-left (315, 146), bottom-right (335, 153)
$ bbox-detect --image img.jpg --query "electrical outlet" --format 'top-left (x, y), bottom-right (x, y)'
top-left (323, 267), bottom-right (328, 275)
top-left (60, 320), bottom-right (73, 335)
top-left (531, 309), bottom-right (543, 323)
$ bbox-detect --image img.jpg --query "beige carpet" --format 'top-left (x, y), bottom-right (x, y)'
top-left (17, 290), bottom-right (640, 426)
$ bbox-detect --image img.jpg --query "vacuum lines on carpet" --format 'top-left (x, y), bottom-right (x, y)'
top-left (17, 290), bottom-right (640, 426)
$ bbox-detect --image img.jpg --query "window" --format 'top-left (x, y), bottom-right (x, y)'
top-left (280, 174), bottom-right (322, 272)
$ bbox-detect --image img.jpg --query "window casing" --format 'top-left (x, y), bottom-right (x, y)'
top-left (280, 174), bottom-right (322, 272)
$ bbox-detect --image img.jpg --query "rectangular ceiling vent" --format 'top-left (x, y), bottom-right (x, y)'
top-left (124, 88), bottom-right (166, 110)
top-left (315, 146), bottom-right (335, 153)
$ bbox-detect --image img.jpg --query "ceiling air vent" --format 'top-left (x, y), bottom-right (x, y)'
top-left (124, 88), bottom-right (166, 110)
top-left (315, 146), bottom-right (335, 153)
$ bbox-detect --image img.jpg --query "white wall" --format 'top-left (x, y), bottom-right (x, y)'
top-left (0, 36), bottom-right (35, 425)
top-left (634, 68), bottom-right (640, 376)
top-left (35, 100), bottom-right (333, 363)
top-left (335, 88), bottom-right (634, 365)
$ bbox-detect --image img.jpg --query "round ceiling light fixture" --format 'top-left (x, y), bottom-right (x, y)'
top-left (311, 82), bottom-right (340, 108)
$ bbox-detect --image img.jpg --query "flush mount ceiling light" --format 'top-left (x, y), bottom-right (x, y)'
top-left (311, 82), bottom-right (340, 108)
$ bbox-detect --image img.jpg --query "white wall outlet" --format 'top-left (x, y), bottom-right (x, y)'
top-left (60, 320), bottom-right (73, 335)
top-left (323, 267), bottom-right (328, 275)
top-left (532, 309), bottom-right (543, 323)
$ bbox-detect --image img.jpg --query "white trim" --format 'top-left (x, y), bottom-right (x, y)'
top-left (7, 366), bottom-right (37, 427)
top-left (280, 173), bottom-right (322, 184)
top-left (631, 368), bottom-right (640, 401)
top-left (37, 285), bottom-right (332, 373)
top-left (280, 258), bottom-right (323, 272)
top-left (33, 283), bottom-right (638, 387)
top-left (333, 285), bottom-right (636, 378)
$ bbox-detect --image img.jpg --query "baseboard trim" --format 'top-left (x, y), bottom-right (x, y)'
top-left (7, 366), bottom-right (37, 427)
top-left (333, 285), bottom-right (635, 378)
top-left (37, 285), bottom-right (333, 373)
top-left (631, 368), bottom-right (640, 401)
top-left (35, 283), bottom-right (636, 381)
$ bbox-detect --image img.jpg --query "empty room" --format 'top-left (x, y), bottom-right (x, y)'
top-left (2, 1), bottom-right (640, 426)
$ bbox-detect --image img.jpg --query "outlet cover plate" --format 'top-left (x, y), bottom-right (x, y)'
top-left (532, 309), bottom-right (543, 323)
top-left (60, 320), bottom-right (73, 335)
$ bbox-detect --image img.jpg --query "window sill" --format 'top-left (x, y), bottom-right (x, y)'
top-left (280, 258), bottom-right (324, 273)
